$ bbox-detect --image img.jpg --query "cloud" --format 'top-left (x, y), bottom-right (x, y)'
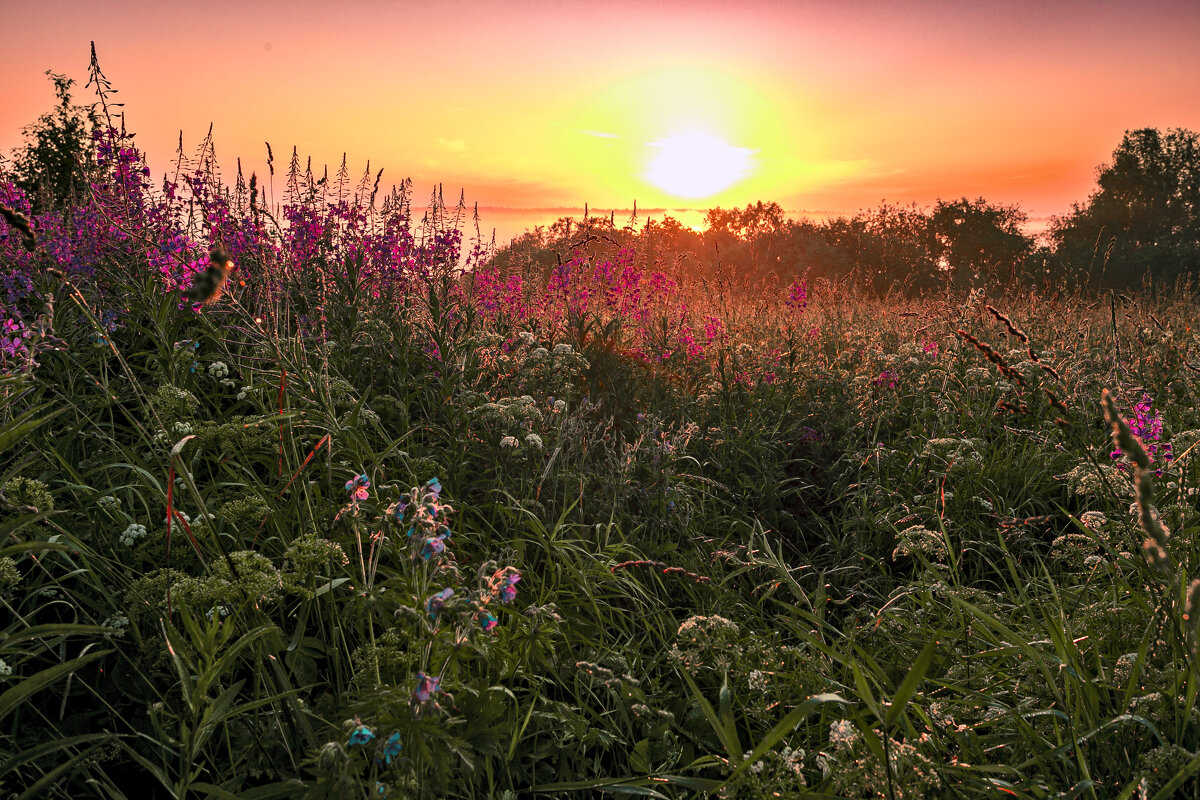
top-left (580, 130), bottom-right (621, 138)
top-left (437, 137), bottom-right (466, 151)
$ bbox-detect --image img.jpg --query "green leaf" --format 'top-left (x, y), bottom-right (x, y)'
top-left (884, 639), bottom-right (936, 729)
top-left (727, 693), bottom-right (847, 783)
top-left (0, 405), bottom-right (62, 454)
top-left (679, 668), bottom-right (741, 761)
top-left (0, 649), bottom-right (111, 722)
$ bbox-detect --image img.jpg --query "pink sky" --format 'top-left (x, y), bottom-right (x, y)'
top-left (3, 0), bottom-right (1198, 240)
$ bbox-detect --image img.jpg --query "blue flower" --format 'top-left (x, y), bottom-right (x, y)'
top-left (348, 720), bottom-right (375, 746)
top-left (377, 732), bottom-right (402, 765)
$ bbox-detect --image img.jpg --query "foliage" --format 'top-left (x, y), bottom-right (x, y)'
top-left (4, 59), bottom-right (1200, 800)
top-left (1051, 127), bottom-right (1200, 289)
top-left (8, 72), bottom-right (98, 212)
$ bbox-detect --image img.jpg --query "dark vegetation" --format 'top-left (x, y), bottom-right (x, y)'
top-left (2, 52), bottom-right (1200, 799)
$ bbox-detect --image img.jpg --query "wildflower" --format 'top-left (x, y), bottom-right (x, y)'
top-left (348, 719), bottom-right (375, 746)
top-left (97, 495), bottom-right (121, 511)
top-left (425, 477), bottom-right (442, 498)
top-left (207, 361), bottom-right (229, 379)
top-left (829, 719), bottom-right (856, 747)
top-left (553, 343), bottom-right (573, 355)
top-left (426, 587), bottom-right (454, 619)
top-left (785, 278), bottom-right (808, 313)
top-left (524, 433), bottom-right (543, 449)
top-left (552, 399), bottom-right (566, 413)
top-left (413, 672), bottom-right (441, 703)
top-left (922, 339), bottom-right (939, 358)
top-left (499, 436), bottom-right (519, 448)
top-left (500, 572), bottom-right (521, 603)
top-left (0, 659), bottom-right (11, 677)
top-left (479, 612), bottom-right (499, 632)
top-left (376, 732), bottom-right (402, 766)
top-left (420, 533), bottom-right (449, 560)
top-left (120, 523), bottom-right (148, 546)
top-left (345, 474), bottom-right (370, 501)
top-left (872, 369), bottom-right (897, 389)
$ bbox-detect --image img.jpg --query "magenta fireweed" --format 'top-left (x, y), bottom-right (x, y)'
top-left (873, 369), bottom-right (898, 389)
top-left (785, 277), bottom-right (808, 313)
top-left (1110, 393), bottom-right (1172, 474)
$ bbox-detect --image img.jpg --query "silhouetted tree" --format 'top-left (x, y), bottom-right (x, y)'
top-left (1050, 128), bottom-right (1200, 289)
top-left (10, 72), bottom-right (98, 212)
top-left (821, 203), bottom-right (938, 293)
top-left (929, 197), bottom-right (1033, 288)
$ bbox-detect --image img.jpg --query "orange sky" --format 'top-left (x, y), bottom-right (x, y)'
top-left (3, 0), bottom-right (1199, 240)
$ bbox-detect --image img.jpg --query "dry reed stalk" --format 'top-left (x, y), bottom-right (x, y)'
top-left (0, 203), bottom-right (37, 252)
top-left (1044, 389), bottom-right (1069, 415)
top-left (956, 329), bottom-right (1026, 386)
top-left (985, 305), bottom-right (1029, 343)
top-left (1103, 389), bottom-right (1171, 573)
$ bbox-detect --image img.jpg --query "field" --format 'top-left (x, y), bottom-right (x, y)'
top-left (3, 118), bottom-right (1200, 800)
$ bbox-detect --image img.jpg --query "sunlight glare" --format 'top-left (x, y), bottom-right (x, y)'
top-left (645, 131), bottom-right (755, 198)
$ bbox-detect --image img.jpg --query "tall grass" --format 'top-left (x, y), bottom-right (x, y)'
top-left (3, 67), bottom-right (1200, 799)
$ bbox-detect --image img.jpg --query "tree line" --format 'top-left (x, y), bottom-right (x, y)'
top-left (7, 72), bottom-right (1199, 295)
top-left (492, 127), bottom-right (1200, 295)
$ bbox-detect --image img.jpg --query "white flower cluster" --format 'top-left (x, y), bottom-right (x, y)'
top-left (153, 421), bottom-right (195, 445)
top-left (207, 361), bottom-right (229, 378)
top-left (119, 523), bottom-right (148, 546)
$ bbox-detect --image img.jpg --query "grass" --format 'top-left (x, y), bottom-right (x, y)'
top-left (2, 113), bottom-right (1200, 800)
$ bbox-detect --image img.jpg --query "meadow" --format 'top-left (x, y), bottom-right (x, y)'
top-left (3, 87), bottom-right (1200, 800)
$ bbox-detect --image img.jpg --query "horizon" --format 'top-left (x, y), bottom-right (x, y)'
top-left (3, 0), bottom-right (1198, 234)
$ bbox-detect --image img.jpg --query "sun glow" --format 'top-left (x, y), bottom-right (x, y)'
top-left (645, 131), bottom-right (756, 198)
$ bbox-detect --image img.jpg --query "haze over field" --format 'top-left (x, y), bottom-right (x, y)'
top-left (3, 0), bottom-right (1198, 244)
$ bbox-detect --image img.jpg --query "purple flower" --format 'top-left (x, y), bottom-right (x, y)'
top-left (420, 533), bottom-right (448, 560)
top-left (413, 672), bottom-right (441, 703)
top-left (425, 587), bottom-right (454, 619)
top-left (500, 572), bottom-right (521, 604)
top-left (872, 369), bottom-right (897, 389)
top-left (785, 278), bottom-right (808, 313)
top-left (479, 612), bottom-right (499, 632)
top-left (345, 474), bottom-right (370, 501)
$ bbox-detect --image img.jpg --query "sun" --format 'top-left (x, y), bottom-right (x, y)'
top-left (645, 131), bottom-right (755, 198)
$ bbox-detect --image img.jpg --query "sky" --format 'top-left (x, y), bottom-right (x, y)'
top-left (3, 0), bottom-right (1199, 245)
